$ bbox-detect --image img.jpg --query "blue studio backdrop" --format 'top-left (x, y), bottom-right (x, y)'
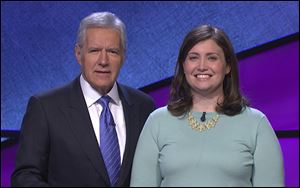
top-left (1, 1), bottom-right (299, 131)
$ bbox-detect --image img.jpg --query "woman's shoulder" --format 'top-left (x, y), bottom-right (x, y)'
top-left (149, 106), bottom-right (172, 118)
top-left (241, 106), bottom-right (267, 119)
top-left (152, 105), bottom-right (168, 113)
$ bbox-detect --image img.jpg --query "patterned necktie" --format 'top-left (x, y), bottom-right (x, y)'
top-left (98, 96), bottom-right (120, 187)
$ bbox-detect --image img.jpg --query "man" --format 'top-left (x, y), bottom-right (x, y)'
top-left (11, 12), bottom-right (155, 187)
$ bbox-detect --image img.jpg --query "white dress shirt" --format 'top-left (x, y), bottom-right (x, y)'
top-left (79, 75), bottom-right (126, 163)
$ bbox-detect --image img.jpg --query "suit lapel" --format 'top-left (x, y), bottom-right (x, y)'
top-left (62, 79), bottom-right (141, 186)
top-left (117, 84), bottom-right (137, 185)
top-left (62, 77), bottom-right (110, 185)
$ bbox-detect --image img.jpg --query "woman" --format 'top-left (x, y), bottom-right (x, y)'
top-left (130, 25), bottom-right (284, 187)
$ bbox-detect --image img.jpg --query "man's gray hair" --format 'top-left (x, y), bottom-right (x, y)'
top-left (76, 12), bottom-right (127, 52)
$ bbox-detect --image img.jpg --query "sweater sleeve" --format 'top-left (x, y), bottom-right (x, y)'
top-left (252, 116), bottom-right (284, 187)
top-left (130, 113), bottom-right (162, 187)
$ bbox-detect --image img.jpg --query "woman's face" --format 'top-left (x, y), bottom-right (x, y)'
top-left (183, 39), bottom-right (230, 97)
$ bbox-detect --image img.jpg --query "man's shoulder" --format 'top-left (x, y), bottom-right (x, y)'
top-left (33, 77), bottom-right (79, 101)
top-left (117, 83), bottom-right (153, 102)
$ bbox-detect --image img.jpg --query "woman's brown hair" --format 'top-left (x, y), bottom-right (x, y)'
top-left (167, 25), bottom-right (249, 117)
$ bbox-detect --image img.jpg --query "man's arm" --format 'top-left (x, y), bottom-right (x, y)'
top-left (11, 96), bottom-right (50, 187)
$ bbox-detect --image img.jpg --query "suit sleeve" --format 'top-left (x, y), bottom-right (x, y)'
top-left (11, 96), bottom-right (50, 187)
top-left (252, 116), bottom-right (284, 187)
top-left (130, 113), bottom-right (162, 187)
top-left (142, 97), bottom-right (156, 120)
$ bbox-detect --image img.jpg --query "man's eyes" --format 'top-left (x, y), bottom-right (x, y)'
top-left (88, 49), bottom-right (120, 55)
top-left (107, 49), bottom-right (120, 55)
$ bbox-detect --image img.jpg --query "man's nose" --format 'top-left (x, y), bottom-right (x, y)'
top-left (98, 49), bottom-right (108, 65)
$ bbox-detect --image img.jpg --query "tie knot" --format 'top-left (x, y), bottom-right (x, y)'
top-left (98, 95), bottom-right (111, 107)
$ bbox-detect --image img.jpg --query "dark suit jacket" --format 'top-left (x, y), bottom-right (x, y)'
top-left (11, 76), bottom-right (156, 187)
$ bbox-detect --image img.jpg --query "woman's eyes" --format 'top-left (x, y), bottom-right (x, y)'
top-left (208, 56), bottom-right (218, 61)
top-left (187, 55), bottom-right (218, 61)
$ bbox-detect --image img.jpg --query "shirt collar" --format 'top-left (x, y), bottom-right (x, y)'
top-left (79, 74), bottom-right (121, 107)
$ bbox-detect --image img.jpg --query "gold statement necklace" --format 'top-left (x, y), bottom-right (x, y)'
top-left (187, 112), bottom-right (220, 132)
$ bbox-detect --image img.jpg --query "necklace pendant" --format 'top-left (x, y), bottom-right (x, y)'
top-left (187, 112), bottom-right (220, 132)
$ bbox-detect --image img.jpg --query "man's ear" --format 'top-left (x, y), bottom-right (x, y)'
top-left (75, 44), bottom-right (82, 65)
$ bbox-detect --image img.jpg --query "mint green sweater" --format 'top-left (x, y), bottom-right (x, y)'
top-left (130, 106), bottom-right (284, 187)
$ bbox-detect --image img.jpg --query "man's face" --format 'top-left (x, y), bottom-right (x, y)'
top-left (75, 27), bottom-right (124, 94)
